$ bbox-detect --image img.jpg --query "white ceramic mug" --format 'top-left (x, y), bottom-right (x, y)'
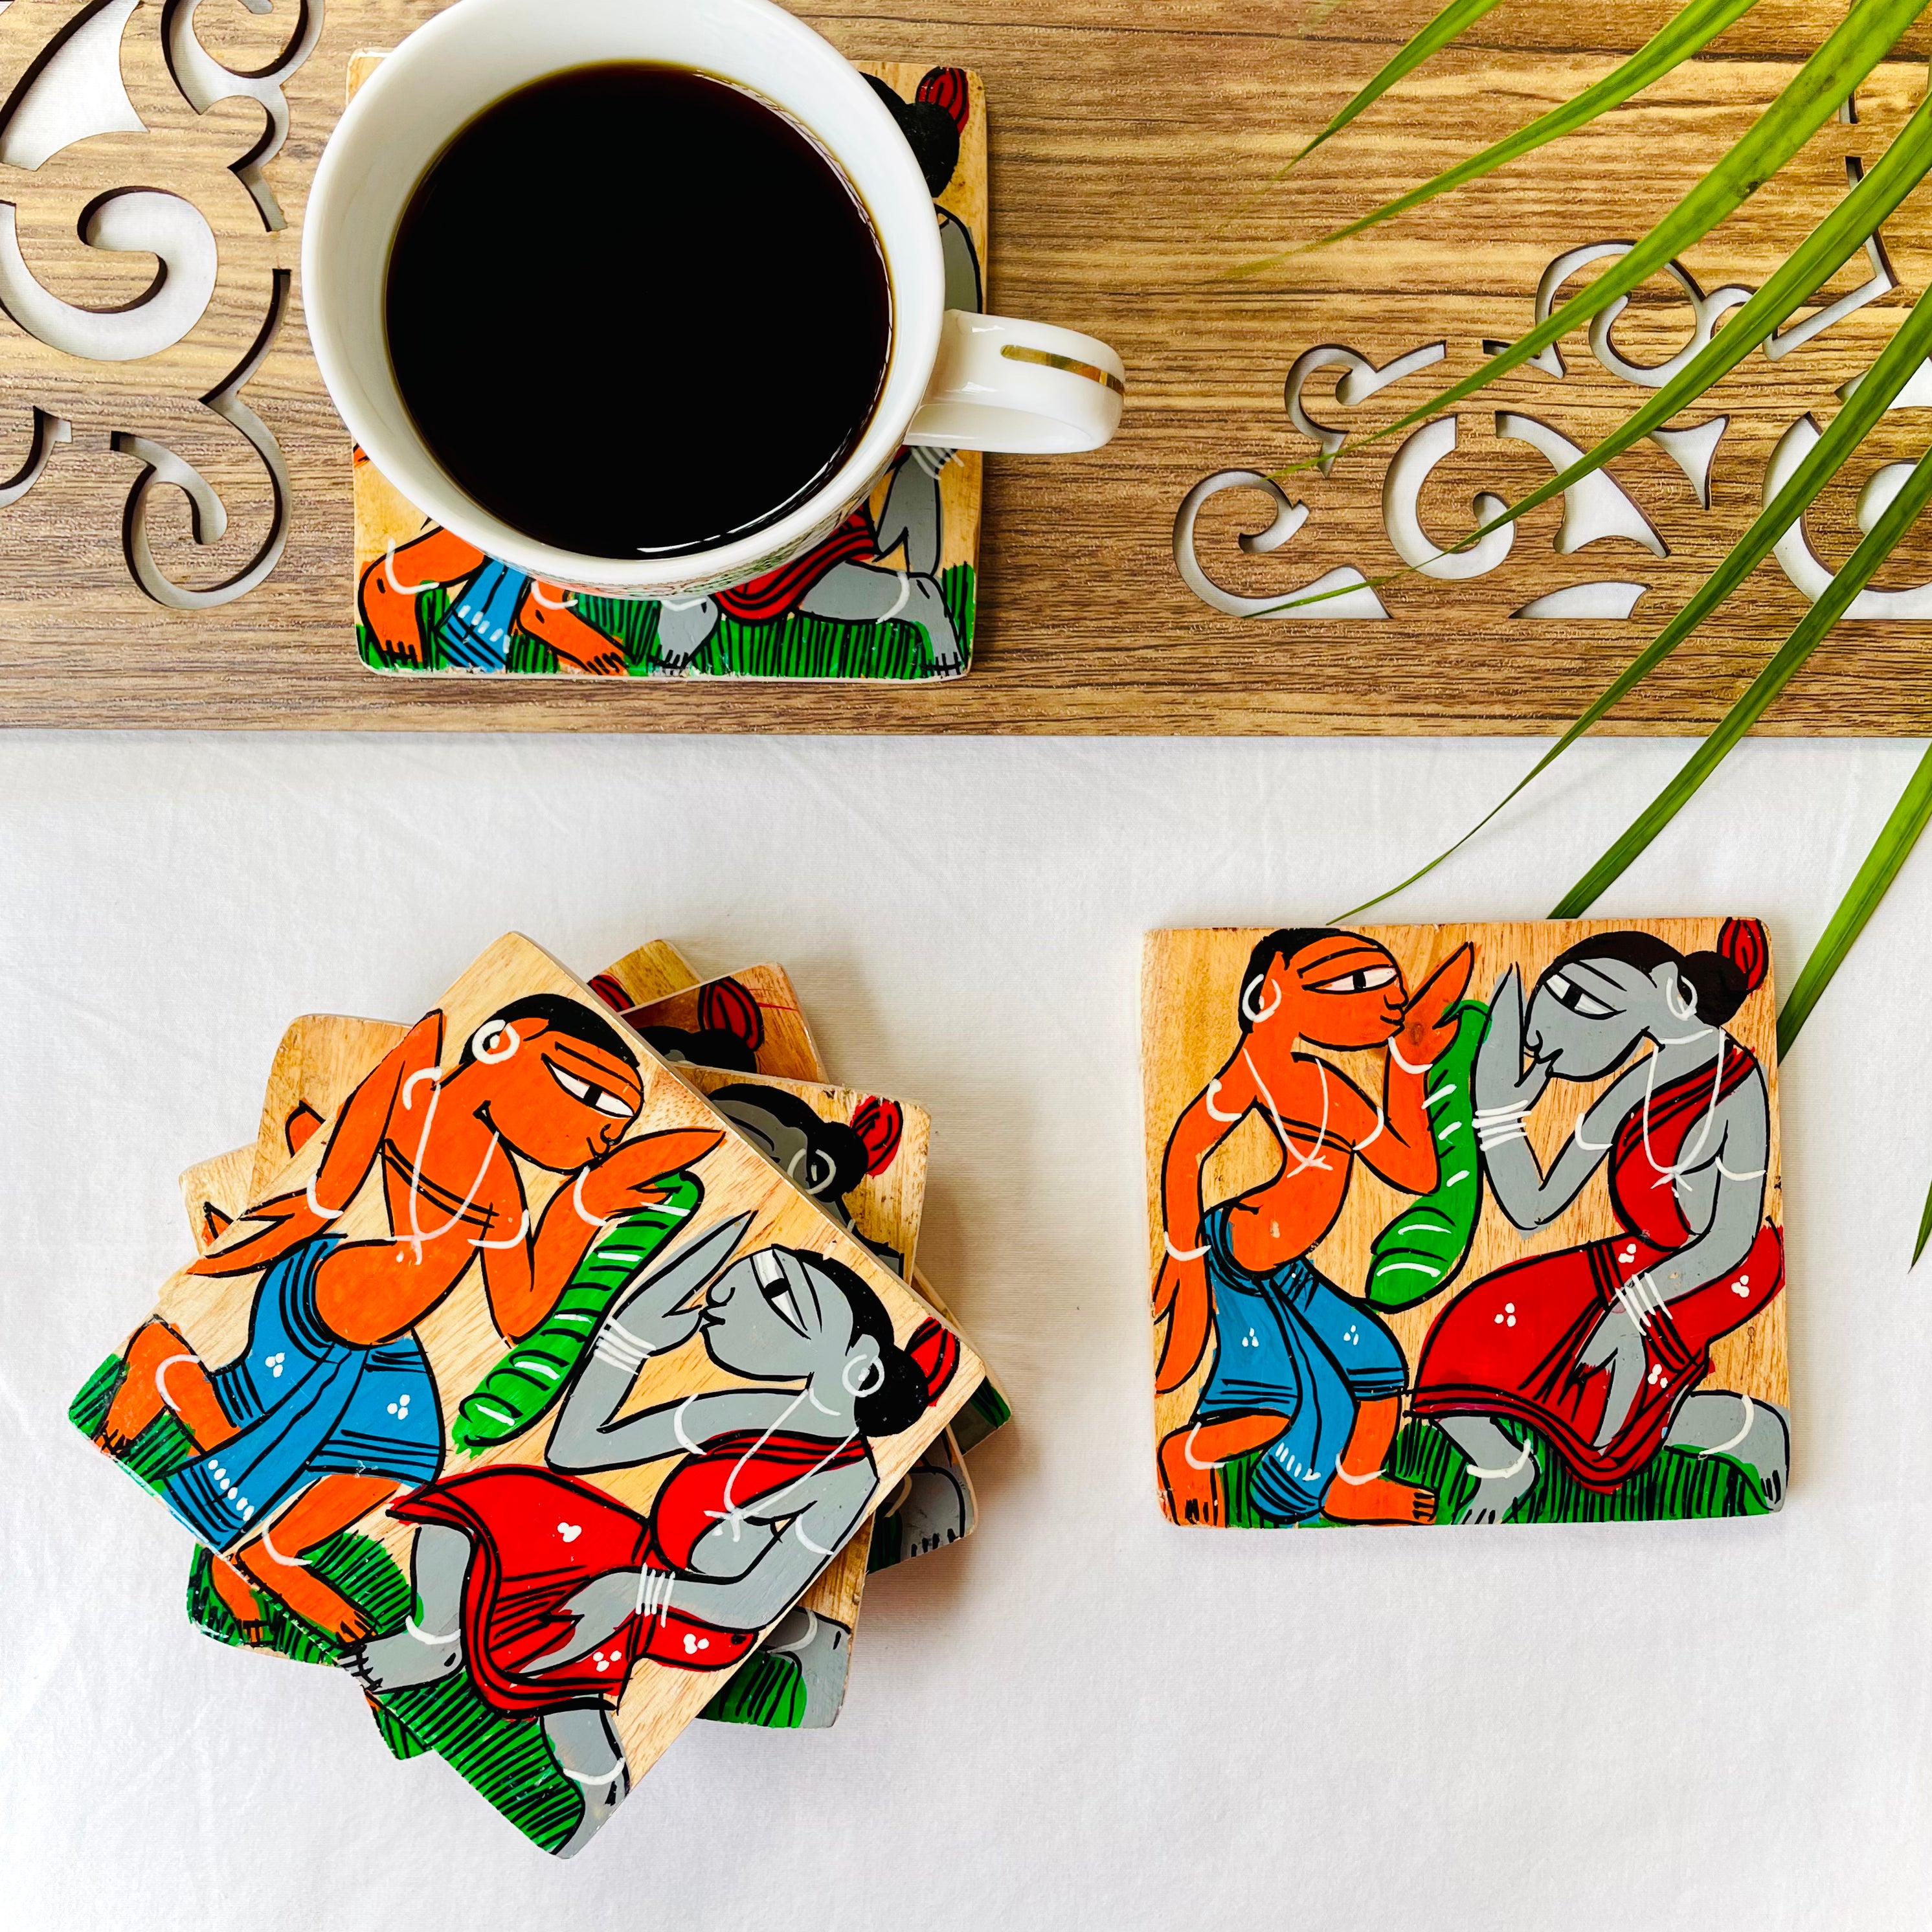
top-left (304, 0), bottom-right (1126, 597)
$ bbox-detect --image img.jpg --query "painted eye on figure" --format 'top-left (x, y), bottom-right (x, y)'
top-left (1544, 972), bottom-right (1615, 1019)
top-left (1309, 964), bottom-right (1398, 994)
top-left (753, 1253), bottom-right (810, 1336)
top-left (547, 1061), bottom-right (634, 1117)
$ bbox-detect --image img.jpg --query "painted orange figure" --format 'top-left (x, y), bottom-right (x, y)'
top-left (96, 993), bottom-right (718, 1641)
top-left (1152, 928), bottom-right (1473, 1527)
top-left (359, 524), bottom-right (630, 674)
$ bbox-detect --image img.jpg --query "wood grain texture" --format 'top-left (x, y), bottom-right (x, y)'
top-left (96, 932), bottom-right (980, 1782)
top-left (620, 963), bottom-right (830, 1086)
top-left (178, 1140), bottom-right (254, 1252)
top-left (0, 0), bottom-right (1926, 729)
top-left (1143, 920), bottom-right (1786, 1520)
top-left (168, 943), bottom-right (1001, 1711)
top-left (593, 939), bottom-right (702, 1008)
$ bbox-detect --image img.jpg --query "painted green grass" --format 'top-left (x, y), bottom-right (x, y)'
top-left (69, 1353), bottom-right (196, 1490)
top-left (359, 564), bottom-right (974, 681)
top-left (702, 1650), bottom-right (807, 1729)
top-left (375, 1672), bottom-right (583, 1853)
top-left (1222, 1415), bottom-right (1764, 1528)
top-left (184, 1534), bottom-right (412, 1665)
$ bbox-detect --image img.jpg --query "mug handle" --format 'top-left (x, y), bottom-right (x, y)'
top-left (904, 311), bottom-right (1125, 454)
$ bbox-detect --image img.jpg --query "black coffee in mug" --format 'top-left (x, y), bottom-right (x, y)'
top-left (385, 63), bottom-right (892, 563)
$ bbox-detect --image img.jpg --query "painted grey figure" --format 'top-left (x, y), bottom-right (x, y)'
top-left (1410, 926), bottom-right (1789, 1525)
top-left (708, 1083), bottom-right (905, 1276)
top-left (761, 1606), bottom-right (853, 1727)
top-left (893, 1429), bottom-right (977, 1557)
top-left (649, 449), bottom-right (963, 675)
top-left (344, 1213), bottom-right (942, 1852)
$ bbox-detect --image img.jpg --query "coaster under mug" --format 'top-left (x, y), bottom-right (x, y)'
top-left (352, 58), bottom-right (991, 682)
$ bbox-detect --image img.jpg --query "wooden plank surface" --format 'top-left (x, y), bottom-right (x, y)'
top-left (1, 0), bottom-right (1927, 730)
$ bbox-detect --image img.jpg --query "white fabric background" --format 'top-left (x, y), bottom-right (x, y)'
top-left (3, 730), bottom-right (1929, 1931)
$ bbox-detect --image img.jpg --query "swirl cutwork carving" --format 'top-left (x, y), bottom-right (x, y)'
top-left (1179, 207), bottom-right (1931, 626)
top-left (0, 0), bottom-right (315, 608)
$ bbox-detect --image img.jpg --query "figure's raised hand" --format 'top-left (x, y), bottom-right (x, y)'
top-left (1393, 941), bottom-right (1474, 1070)
top-left (1473, 966), bottom-right (1549, 1116)
top-left (601, 1211), bottom-right (754, 1362)
top-left (188, 1190), bottom-right (327, 1276)
top-left (1153, 1244), bottom-right (1213, 1393)
top-left (577, 1127), bottom-right (723, 1222)
top-left (546, 1573), bottom-right (636, 1663)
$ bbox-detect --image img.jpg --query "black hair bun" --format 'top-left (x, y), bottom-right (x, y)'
top-left (855, 1343), bottom-right (930, 1438)
top-left (865, 75), bottom-right (960, 197)
top-left (1678, 950), bottom-right (1749, 1026)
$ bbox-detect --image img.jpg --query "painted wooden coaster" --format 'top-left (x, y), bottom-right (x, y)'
top-left (165, 944), bottom-right (1000, 1742)
top-left (73, 931), bottom-right (981, 1854)
top-left (1143, 919), bottom-right (1787, 1530)
top-left (349, 56), bottom-right (987, 683)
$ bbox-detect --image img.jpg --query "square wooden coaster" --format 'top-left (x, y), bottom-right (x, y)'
top-left (1144, 919), bottom-right (1786, 1530)
top-left (350, 57), bottom-right (987, 682)
top-left (74, 932), bottom-right (980, 1853)
top-left (163, 943), bottom-right (985, 1749)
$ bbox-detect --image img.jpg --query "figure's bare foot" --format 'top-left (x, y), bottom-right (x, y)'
top-left (96, 1322), bottom-right (192, 1455)
top-left (765, 1610), bottom-right (852, 1729)
top-left (1455, 1437), bottom-right (1538, 1524)
top-left (1157, 1430), bottom-right (1224, 1526)
top-left (237, 1538), bottom-right (373, 1643)
top-left (897, 1463), bottom-right (972, 1558)
top-left (341, 1623), bottom-right (463, 1694)
top-left (1323, 1474), bottom-right (1437, 1525)
top-left (208, 1554), bottom-right (271, 1644)
top-left (1668, 1391), bottom-right (1790, 1510)
top-left (543, 1708), bottom-right (630, 1858)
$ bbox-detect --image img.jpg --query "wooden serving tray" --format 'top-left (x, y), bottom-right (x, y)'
top-left (0, 0), bottom-right (1927, 732)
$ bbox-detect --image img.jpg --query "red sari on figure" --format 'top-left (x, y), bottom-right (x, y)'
top-left (392, 1427), bottom-right (871, 1718)
top-left (1410, 1041), bottom-right (1783, 1490)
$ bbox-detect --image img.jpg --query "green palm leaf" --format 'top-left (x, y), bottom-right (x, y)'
top-left (1553, 438), bottom-right (1932, 912)
top-left (1233, 0), bottom-right (1516, 208)
top-left (1258, 0), bottom-right (1922, 462)
top-left (1236, 0), bottom-right (1767, 273)
top-left (1305, 87), bottom-right (1932, 677)
top-left (1271, 0), bottom-right (1932, 1254)
top-left (1779, 743), bottom-right (1932, 1059)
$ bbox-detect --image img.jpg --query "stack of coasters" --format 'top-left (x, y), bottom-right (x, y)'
top-left (351, 61), bottom-right (989, 684)
top-left (1142, 918), bottom-right (1788, 1532)
top-left (73, 934), bottom-right (1009, 1855)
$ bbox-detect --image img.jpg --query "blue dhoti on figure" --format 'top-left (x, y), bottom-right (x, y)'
top-left (435, 558), bottom-right (526, 670)
top-left (162, 1234), bottom-right (444, 1549)
top-left (1195, 1206), bottom-right (1407, 1524)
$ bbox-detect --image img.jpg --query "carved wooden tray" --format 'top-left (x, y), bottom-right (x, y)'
top-left (0, 0), bottom-right (1926, 732)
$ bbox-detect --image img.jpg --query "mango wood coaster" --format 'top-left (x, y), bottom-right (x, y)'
top-left (0, 0), bottom-right (1926, 732)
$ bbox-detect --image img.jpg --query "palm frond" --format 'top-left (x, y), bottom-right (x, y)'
top-left (1231, 0), bottom-right (1518, 215)
top-left (1251, 0), bottom-right (1922, 465)
top-left (1779, 743), bottom-right (1932, 1058)
top-left (1307, 89), bottom-right (1932, 693)
top-left (1237, 0), bottom-right (1766, 271)
top-left (1553, 439), bottom-right (1932, 913)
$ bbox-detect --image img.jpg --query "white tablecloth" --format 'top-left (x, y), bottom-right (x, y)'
top-left (5, 730), bottom-right (1927, 1931)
